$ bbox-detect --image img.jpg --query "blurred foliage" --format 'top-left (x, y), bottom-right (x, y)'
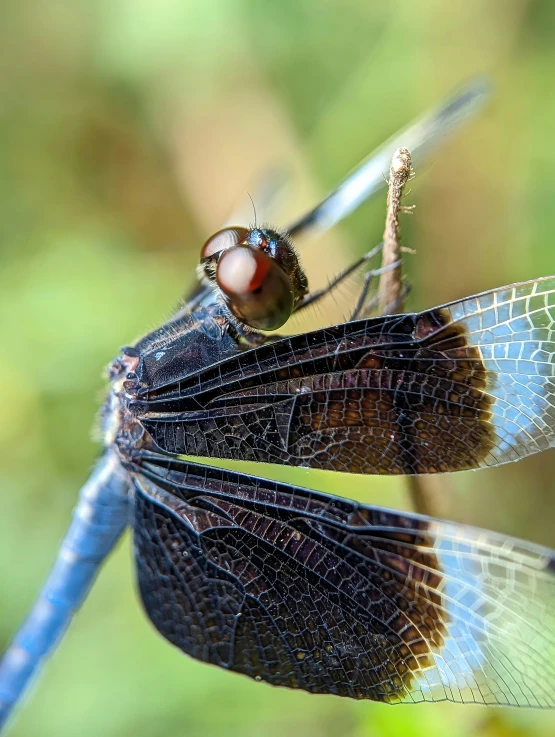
top-left (1, 1), bottom-right (555, 736)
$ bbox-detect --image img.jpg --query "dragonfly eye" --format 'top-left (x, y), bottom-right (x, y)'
top-left (200, 226), bottom-right (250, 259)
top-left (216, 245), bottom-right (294, 330)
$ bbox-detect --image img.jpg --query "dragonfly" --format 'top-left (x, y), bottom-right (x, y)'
top-left (1, 79), bottom-right (555, 731)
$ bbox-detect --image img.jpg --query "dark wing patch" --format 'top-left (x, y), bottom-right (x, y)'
top-left (126, 278), bottom-right (555, 474)
top-left (128, 453), bottom-right (555, 706)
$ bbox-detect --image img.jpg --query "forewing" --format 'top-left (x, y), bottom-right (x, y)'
top-left (129, 453), bottom-right (555, 707)
top-left (129, 277), bottom-right (555, 474)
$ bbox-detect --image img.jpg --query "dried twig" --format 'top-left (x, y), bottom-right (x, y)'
top-left (377, 147), bottom-right (445, 518)
top-left (405, 475), bottom-right (448, 519)
top-left (378, 147), bottom-right (413, 315)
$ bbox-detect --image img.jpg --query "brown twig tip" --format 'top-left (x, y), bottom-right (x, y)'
top-left (378, 147), bottom-right (414, 316)
top-left (390, 146), bottom-right (413, 177)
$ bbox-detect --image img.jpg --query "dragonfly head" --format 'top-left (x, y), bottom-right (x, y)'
top-left (198, 226), bottom-right (308, 331)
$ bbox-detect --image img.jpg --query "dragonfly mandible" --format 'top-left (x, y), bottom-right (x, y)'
top-left (1, 79), bottom-right (554, 731)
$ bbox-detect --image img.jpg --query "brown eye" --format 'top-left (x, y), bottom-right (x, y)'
top-left (216, 246), bottom-right (294, 330)
top-left (200, 227), bottom-right (249, 259)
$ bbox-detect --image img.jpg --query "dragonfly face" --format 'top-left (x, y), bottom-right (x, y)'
top-left (199, 225), bottom-right (309, 330)
top-left (101, 216), bottom-right (555, 706)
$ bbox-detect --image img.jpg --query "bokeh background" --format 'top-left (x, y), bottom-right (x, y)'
top-left (2, 1), bottom-right (555, 736)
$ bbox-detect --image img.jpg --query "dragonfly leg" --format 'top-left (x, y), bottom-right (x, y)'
top-left (348, 258), bottom-right (411, 320)
top-left (293, 242), bottom-right (408, 322)
top-left (350, 266), bottom-right (411, 320)
top-left (292, 242), bottom-right (384, 316)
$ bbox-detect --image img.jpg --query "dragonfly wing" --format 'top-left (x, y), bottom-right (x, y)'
top-left (287, 78), bottom-right (490, 237)
top-left (128, 453), bottom-right (555, 706)
top-left (130, 277), bottom-right (555, 474)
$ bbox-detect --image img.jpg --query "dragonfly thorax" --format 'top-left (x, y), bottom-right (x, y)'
top-left (101, 350), bottom-right (144, 448)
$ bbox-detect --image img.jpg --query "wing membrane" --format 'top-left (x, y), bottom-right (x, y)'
top-left (127, 452), bottom-right (555, 706)
top-left (288, 78), bottom-right (490, 236)
top-left (127, 277), bottom-right (555, 474)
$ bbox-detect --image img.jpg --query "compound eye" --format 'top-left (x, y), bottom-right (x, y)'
top-left (216, 246), bottom-right (294, 331)
top-left (200, 227), bottom-right (250, 260)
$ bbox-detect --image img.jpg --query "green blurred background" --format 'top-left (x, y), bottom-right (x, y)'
top-left (2, 1), bottom-right (555, 735)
